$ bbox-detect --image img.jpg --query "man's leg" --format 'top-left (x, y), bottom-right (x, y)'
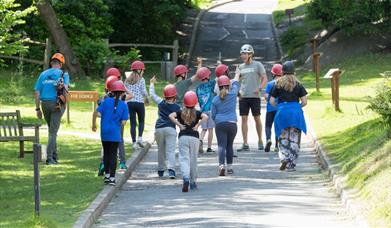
top-left (241, 115), bottom-right (248, 145)
top-left (254, 115), bottom-right (263, 145)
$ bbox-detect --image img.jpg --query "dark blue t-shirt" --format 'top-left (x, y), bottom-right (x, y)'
top-left (97, 97), bottom-right (129, 142)
top-left (156, 101), bottom-right (180, 129)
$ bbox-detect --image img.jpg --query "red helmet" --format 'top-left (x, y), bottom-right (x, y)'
top-left (183, 91), bottom-right (198, 108)
top-left (131, 60), bottom-right (145, 71)
top-left (217, 75), bottom-right (230, 87)
top-left (271, 64), bottom-right (283, 76)
top-left (105, 76), bottom-right (119, 89)
top-left (109, 80), bottom-right (126, 92)
top-left (163, 84), bottom-right (177, 98)
top-left (174, 65), bottom-right (188, 76)
top-left (215, 64), bottom-right (229, 77)
top-left (196, 67), bottom-right (211, 80)
top-left (106, 67), bottom-right (121, 79)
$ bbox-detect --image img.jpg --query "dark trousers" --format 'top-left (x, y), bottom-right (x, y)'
top-left (102, 141), bottom-right (119, 177)
top-left (265, 111), bottom-right (278, 145)
top-left (127, 102), bottom-right (145, 143)
top-left (215, 122), bottom-right (237, 166)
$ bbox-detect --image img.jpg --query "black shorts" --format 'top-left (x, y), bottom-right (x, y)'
top-left (239, 98), bottom-right (261, 116)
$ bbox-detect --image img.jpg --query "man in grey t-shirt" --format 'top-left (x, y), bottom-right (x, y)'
top-left (237, 44), bottom-right (268, 151)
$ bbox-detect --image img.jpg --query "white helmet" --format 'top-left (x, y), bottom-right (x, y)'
top-left (240, 44), bottom-right (254, 54)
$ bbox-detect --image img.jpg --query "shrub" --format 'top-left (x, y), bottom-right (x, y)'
top-left (368, 75), bottom-right (391, 135)
top-left (280, 27), bottom-right (308, 58)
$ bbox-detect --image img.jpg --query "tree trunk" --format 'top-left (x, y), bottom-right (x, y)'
top-left (36, 0), bottom-right (85, 77)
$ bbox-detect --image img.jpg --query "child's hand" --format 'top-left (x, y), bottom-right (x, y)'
top-left (192, 124), bottom-right (200, 131)
top-left (92, 125), bottom-right (97, 132)
top-left (150, 75), bottom-right (157, 84)
top-left (235, 65), bottom-right (240, 76)
top-left (197, 57), bottom-right (203, 65)
top-left (178, 123), bottom-right (186, 131)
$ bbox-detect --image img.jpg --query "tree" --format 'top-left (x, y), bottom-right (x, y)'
top-left (0, 0), bottom-right (35, 61)
top-left (36, 0), bottom-right (85, 77)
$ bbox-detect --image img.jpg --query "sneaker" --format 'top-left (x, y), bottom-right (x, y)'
top-left (280, 160), bottom-right (288, 171)
top-left (109, 177), bottom-right (116, 186)
top-left (182, 178), bottom-right (190, 192)
top-left (199, 140), bottom-right (204, 154)
top-left (190, 182), bottom-right (198, 190)
top-left (157, 170), bottom-right (164, 178)
top-left (227, 169), bottom-right (234, 175)
top-left (132, 143), bottom-right (139, 150)
top-left (206, 148), bottom-right (215, 153)
top-left (265, 140), bottom-right (272, 152)
top-left (46, 159), bottom-right (57, 165)
top-left (137, 137), bottom-right (144, 148)
top-left (168, 169), bottom-right (176, 179)
top-left (98, 163), bottom-right (105, 176)
top-left (237, 144), bottom-right (250, 152)
top-left (258, 142), bottom-right (264, 151)
top-left (274, 147), bottom-right (279, 153)
top-left (119, 162), bottom-right (127, 170)
top-left (286, 167), bottom-right (296, 172)
top-left (219, 165), bottom-right (225, 176)
top-left (103, 175), bottom-right (110, 184)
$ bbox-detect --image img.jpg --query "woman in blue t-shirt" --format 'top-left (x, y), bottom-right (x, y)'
top-left (94, 81), bottom-right (129, 185)
top-left (211, 67), bottom-right (240, 176)
top-left (149, 76), bottom-right (180, 179)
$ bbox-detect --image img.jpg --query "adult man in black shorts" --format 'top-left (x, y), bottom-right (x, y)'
top-left (237, 44), bottom-right (268, 151)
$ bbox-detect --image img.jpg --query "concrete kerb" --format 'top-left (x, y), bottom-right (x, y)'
top-left (305, 116), bottom-right (369, 228)
top-left (73, 143), bottom-right (151, 228)
top-left (185, 0), bottom-right (240, 67)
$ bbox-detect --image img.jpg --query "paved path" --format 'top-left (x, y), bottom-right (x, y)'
top-left (93, 1), bottom-right (356, 227)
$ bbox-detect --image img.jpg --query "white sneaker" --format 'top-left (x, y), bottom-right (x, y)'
top-left (132, 143), bottom-right (139, 150)
top-left (137, 137), bottom-right (144, 148)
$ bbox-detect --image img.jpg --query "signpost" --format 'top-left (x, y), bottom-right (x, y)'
top-left (285, 9), bottom-right (294, 25)
top-left (324, 68), bottom-right (343, 111)
top-left (67, 91), bottom-right (99, 124)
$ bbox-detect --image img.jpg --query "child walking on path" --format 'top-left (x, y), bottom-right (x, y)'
top-left (270, 61), bottom-right (308, 172)
top-left (263, 64), bottom-right (283, 153)
top-left (149, 76), bottom-right (181, 179)
top-left (93, 81), bottom-right (129, 185)
top-left (211, 68), bottom-right (241, 176)
top-left (169, 91), bottom-right (208, 192)
top-left (196, 67), bottom-right (216, 153)
top-left (125, 61), bottom-right (149, 149)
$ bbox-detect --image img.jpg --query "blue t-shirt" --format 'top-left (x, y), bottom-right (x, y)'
top-left (97, 97), bottom-right (129, 142)
top-left (211, 80), bottom-right (240, 124)
top-left (34, 68), bottom-right (70, 101)
top-left (156, 101), bottom-right (181, 129)
top-left (265, 80), bottom-right (278, 112)
top-left (196, 79), bottom-right (216, 112)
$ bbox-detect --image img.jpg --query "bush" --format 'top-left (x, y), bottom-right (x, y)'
top-left (368, 75), bottom-right (391, 135)
top-left (108, 48), bottom-right (142, 73)
top-left (280, 27), bottom-right (308, 58)
top-left (74, 39), bottom-right (111, 76)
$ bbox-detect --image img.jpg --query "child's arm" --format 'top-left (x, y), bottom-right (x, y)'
top-left (193, 113), bottom-right (208, 131)
top-left (92, 110), bottom-right (101, 132)
top-left (189, 57), bottom-right (203, 83)
top-left (169, 112), bottom-right (185, 130)
top-left (149, 76), bottom-right (163, 104)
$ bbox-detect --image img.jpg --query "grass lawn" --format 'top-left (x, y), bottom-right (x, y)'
top-left (273, 0), bottom-right (308, 25)
top-left (299, 53), bottom-right (391, 227)
top-left (0, 64), bottom-right (170, 227)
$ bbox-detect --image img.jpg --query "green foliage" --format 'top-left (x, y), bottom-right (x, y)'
top-left (280, 27), bottom-right (308, 58)
top-left (307, 0), bottom-right (391, 35)
top-left (73, 38), bottom-right (111, 75)
top-left (368, 75), bottom-right (391, 133)
top-left (108, 48), bottom-right (142, 74)
top-left (0, 0), bottom-right (35, 62)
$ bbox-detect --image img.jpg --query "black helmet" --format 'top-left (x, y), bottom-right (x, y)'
top-left (282, 61), bottom-right (295, 74)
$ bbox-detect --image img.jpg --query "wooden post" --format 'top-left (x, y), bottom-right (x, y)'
top-left (313, 52), bottom-right (321, 92)
top-left (172, 40), bottom-right (179, 69)
top-left (333, 71), bottom-right (341, 111)
top-left (310, 39), bottom-right (317, 72)
top-left (67, 102), bottom-right (70, 124)
top-left (330, 76), bottom-right (335, 104)
top-left (44, 38), bottom-right (51, 70)
top-left (33, 143), bottom-right (41, 217)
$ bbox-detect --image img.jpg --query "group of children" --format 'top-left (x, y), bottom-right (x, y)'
top-left (93, 45), bottom-right (308, 190)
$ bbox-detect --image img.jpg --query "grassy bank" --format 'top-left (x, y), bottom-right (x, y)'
top-left (0, 65), bottom-right (167, 227)
top-left (299, 53), bottom-right (391, 227)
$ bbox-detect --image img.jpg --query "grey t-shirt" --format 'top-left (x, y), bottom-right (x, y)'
top-left (239, 61), bottom-right (266, 98)
top-left (174, 78), bottom-right (192, 107)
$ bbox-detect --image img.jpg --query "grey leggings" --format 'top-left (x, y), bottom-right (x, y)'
top-left (215, 122), bottom-right (237, 166)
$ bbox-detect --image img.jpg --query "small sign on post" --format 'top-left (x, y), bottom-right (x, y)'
top-left (285, 9), bottom-right (294, 25)
top-left (324, 68), bottom-right (343, 111)
top-left (67, 91), bottom-right (99, 124)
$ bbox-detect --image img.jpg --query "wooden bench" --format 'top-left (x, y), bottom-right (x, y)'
top-left (0, 110), bottom-right (41, 158)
